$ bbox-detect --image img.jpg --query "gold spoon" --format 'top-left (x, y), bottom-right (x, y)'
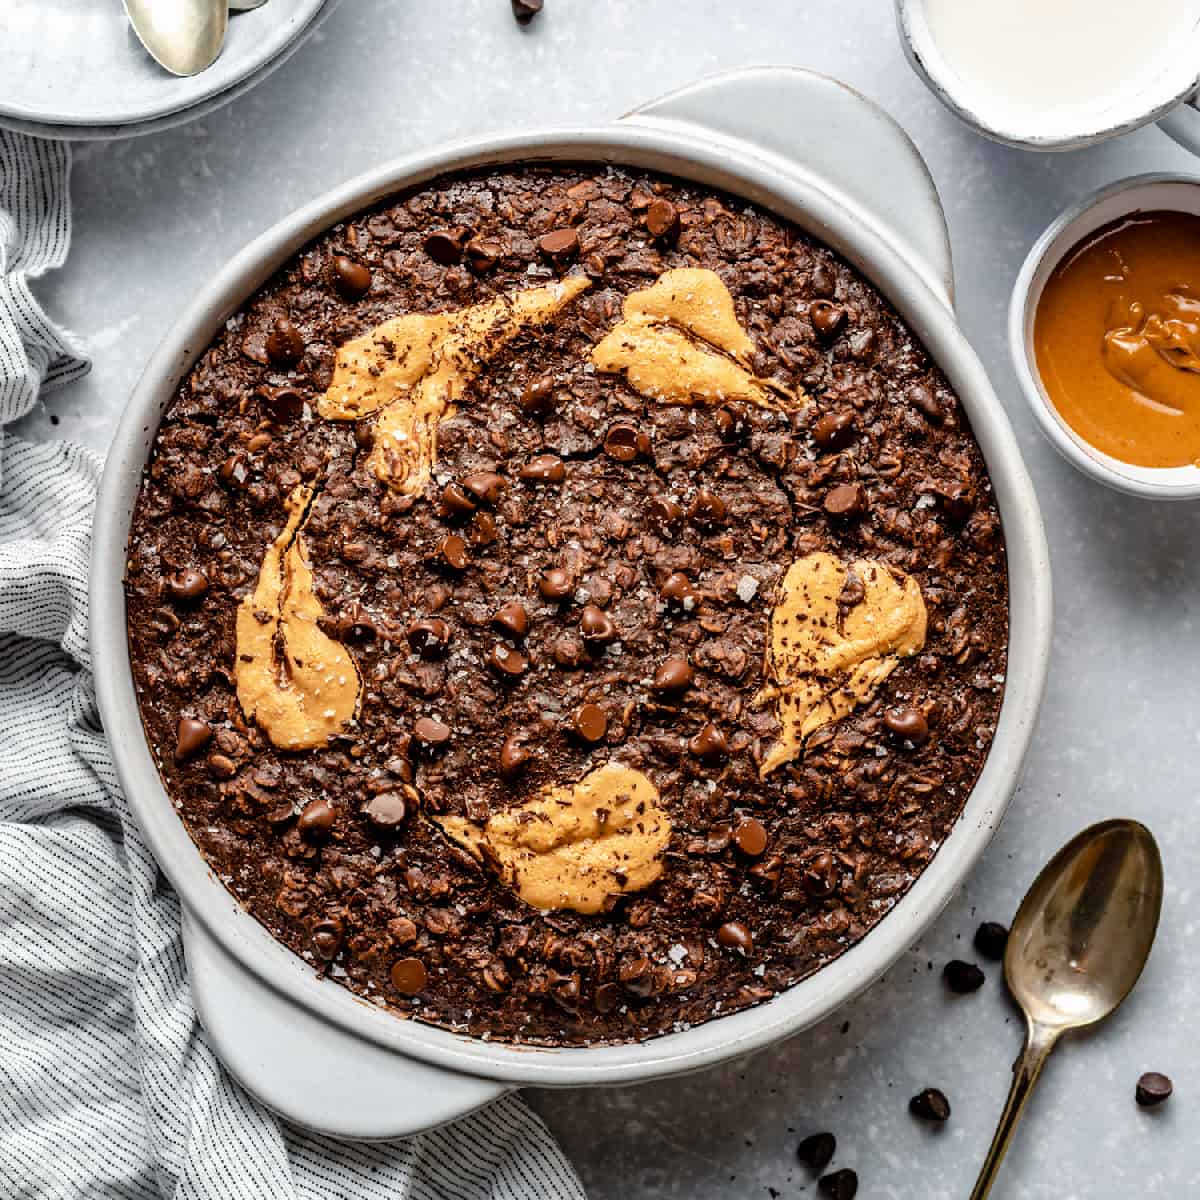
top-left (970, 819), bottom-right (1163, 1198)
top-left (123, 0), bottom-right (227, 77)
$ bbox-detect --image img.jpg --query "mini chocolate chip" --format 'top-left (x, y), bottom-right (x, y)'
top-left (812, 410), bottom-right (856, 451)
top-left (647, 496), bottom-right (683, 531)
top-left (520, 376), bottom-right (557, 414)
top-left (797, 1131), bottom-right (836, 1169)
top-left (689, 722), bottom-right (728, 761)
top-left (364, 790), bottom-right (408, 829)
top-left (391, 957), bottom-right (428, 995)
top-left (407, 618), bottom-right (451, 658)
top-left (974, 921), bottom-right (1009, 961)
top-left (688, 490), bottom-right (727, 527)
top-left (538, 227), bottom-right (579, 261)
top-left (437, 533), bottom-right (469, 571)
top-left (423, 229), bottom-right (465, 265)
top-left (817, 1169), bottom-right (858, 1199)
top-left (943, 960), bottom-right (985, 994)
top-left (603, 422), bottom-right (646, 462)
top-left (519, 453), bottom-right (566, 483)
top-left (733, 817), bottom-right (768, 857)
top-left (594, 981), bottom-right (621, 1013)
top-left (311, 919), bottom-right (344, 962)
top-left (652, 657), bottom-right (694, 694)
top-left (580, 604), bottom-right (617, 645)
top-left (258, 386), bottom-right (305, 423)
top-left (462, 471), bottom-right (506, 505)
top-left (884, 705), bottom-right (929, 745)
top-left (570, 703), bottom-right (607, 743)
top-left (298, 798), bottom-right (335, 841)
top-left (1136, 1072), bottom-right (1173, 1108)
top-left (499, 732), bottom-right (530, 781)
top-left (165, 568), bottom-right (208, 604)
top-left (511, 0), bottom-right (543, 22)
top-left (644, 198), bottom-right (681, 240)
top-left (465, 236), bottom-right (502, 272)
top-left (539, 567), bottom-right (573, 601)
top-left (907, 381), bottom-right (945, 425)
top-left (909, 1087), bottom-right (951, 1122)
top-left (717, 921), bottom-right (753, 956)
top-left (823, 482), bottom-right (867, 518)
top-left (439, 482), bottom-right (477, 519)
top-left (714, 405), bottom-right (748, 442)
top-left (804, 851), bottom-right (837, 898)
top-left (493, 601), bottom-right (530, 640)
top-left (332, 255), bottom-right (371, 300)
top-left (175, 717), bottom-right (212, 762)
top-left (413, 716), bottom-right (452, 749)
top-left (265, 317), bottom-right (304, 369)
top-left (810, 300), bottom-right (847, 339)
top-left (660, 571), bottom-right (699, 610)
top-left (488, 643), bottom-right (529, 678)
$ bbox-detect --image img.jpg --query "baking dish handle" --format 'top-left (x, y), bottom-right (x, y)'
top-left (621, 66), bottom-right (955, 310)
top-left (1158, 94), bottom-right (1200, 158)
top-left (183, 909), bottom-right (510, 1141)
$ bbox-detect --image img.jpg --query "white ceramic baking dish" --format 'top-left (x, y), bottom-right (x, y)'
top-left (91, 67), bottom-right (1052, 1141)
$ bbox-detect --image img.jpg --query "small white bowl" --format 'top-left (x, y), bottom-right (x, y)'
top-left (1010, 174), bottom-right (1200, 501)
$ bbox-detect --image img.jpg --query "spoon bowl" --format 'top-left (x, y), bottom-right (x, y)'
top-left (123, 0), bottom-right (228, 77)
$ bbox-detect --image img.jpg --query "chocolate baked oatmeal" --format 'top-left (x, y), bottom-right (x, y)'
top-left (125, 165), bottom-right (1008, 1046)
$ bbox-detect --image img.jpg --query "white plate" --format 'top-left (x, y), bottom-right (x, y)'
top-left (0, 0), bottom-right (328, 130)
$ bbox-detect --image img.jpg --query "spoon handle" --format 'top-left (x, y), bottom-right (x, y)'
top-left (969, 1020), bottom-right (1059, 1199)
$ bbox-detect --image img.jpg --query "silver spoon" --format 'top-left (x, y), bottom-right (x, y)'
top-left (970, 819), bottom-right (1163, 1199)
top-left (123, 0), bottom-right (228, 77)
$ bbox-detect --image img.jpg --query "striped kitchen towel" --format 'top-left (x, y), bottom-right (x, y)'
top-left (0, 130), bottom-right (585, 1199)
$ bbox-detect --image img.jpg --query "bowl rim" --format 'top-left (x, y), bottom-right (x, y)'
top-left (91, 121), bottom-right (1052, 1086)
top-left (1009, 172), bottom-right (1200, 501)
top-left (895, 0), bottom-right (1200, 151)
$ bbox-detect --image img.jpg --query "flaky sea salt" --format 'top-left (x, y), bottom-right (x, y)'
top-left (736, 574), bottom-right (759, 602)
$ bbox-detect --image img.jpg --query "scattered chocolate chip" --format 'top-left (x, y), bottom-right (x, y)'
top-left (423, 229), bottom-right (465, 265)
top-left (603, 423), bottom-right (648, 462)
top-left (520, 376), bottom-right (557, 414)
top-left (803, 851), bottom-right (838, 898)
top-left (390, 957), bottom-right (428, 995)
top-left (520, 453), bottom-right (566, 483)
top-left (298, 798), bottom-right (336, 842)
top-left (661, 571), bottom-right (699, 610)
top-left (258, 386), bottom-right (306, 423)
top-left (164, 568), bottom-right (208, 604)
top-left (570, 703), bottom-right (607, 743)
top-left (823, 482), bottom-right (867, 518)
top-left (714, 405), bottom-right (748, 442)
top-left (580, 604), bottom-right (617, 645)
top-left (909, 1087), bottom-right (951, 1122)
top-left (465, 236), bottom-right (502, 272)
top-left (413, 716), bottom-right (452, 749)
top-left (717, 921), bottom-right (753, 956)
top-left (408, 617), bottom-right (452, 658)
top-left (311, 919), bottom-right (344, 961)
top-left (461, 471), bottom-right (506, 505)
top-left (733, 817), bottom-right (768, 857)
top-left (539, 567), bottom-right (573, 601)
top-left (493, 601), bottom-right (530, 640)
top-left (974, 921), bottom-right (1009, 961)
top-left (812, 410), bottom-right (856, 451)
top-left (688, 490), bottom-right (727, 528)
top-left (810, 300), bottom-right (847, 340)
top-left (943, 960), bottom-right (985, 994)
top-left (488, 643), bottom-right (529, 678)
top-left (797, 1131), bottom-right (836, 1170)
top-left (1136, 1072), bottom-right (1173, 1108)
top-left (907, 381), bottom-right (944, 425)
top-left (265, 317), bottom-right (304, 369)
top-left (647, 496), bottom-right (683, 531)
top-left (437, 533), bottom-right (469, 571)
top-left (594, 982), bottom-right (621, 1014)
top-left (364, 790), bottom-right (408, 829)
top-left (175, 717), bottom-right (212, 762)
top-left (439, 482), bottom-right (477, 519)
top-left (538, 227), bottom-right (579, 262)
top-left (652, 657), bottom-right (693, 694)
top-left (332, 255), bottom-right (371, 300)
top-left (645, 198), bottom-right (681, 240)
top-left (499, 732), bottom-right (530, 781)
top-left (817, 1168), bottom-right (858, 1199)
top-left (884, 705), bottom-right (929, 745)
top-left (689, 723), bottom-right (728, 761)
top-left (511, 0), bottom-right (543, 22)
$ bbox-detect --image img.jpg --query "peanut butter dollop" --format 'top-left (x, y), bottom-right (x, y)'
top-left (318, 278), bottom-right (591, 493)
top-left (591, 268), bottom-right (805, 410)
top-left (235, 486), bottom-right (360, 750)
top-left (436, 763), bottom-right (671, 914)
top-left (755, 552), bottom-right (927, 777)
